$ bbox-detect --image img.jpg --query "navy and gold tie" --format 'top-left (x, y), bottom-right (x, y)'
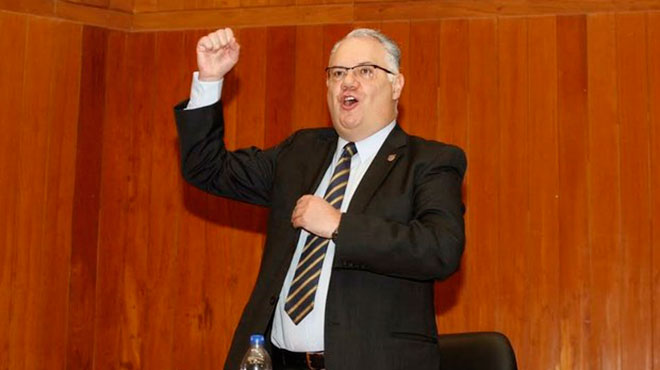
top-left (285, 142), bottom-right (357, 325)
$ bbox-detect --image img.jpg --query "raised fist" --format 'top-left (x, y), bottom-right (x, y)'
top-left (196, 27), bottom-right (240, 81)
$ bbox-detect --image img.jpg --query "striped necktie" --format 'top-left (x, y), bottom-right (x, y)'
top-left (285, 142), bottom-right (357, 325)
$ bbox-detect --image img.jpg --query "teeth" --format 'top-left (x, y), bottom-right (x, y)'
top-left (343, 96), bottom-right (357, 103)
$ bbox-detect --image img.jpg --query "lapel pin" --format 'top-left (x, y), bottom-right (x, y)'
top-left (387, 154), bottom-right (396, 162)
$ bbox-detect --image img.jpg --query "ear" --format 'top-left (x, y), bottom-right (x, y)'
top-left (391, 73), bottom-right (404, 100)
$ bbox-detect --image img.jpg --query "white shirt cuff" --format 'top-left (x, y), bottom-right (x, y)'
top-left (186, 71), bottom-right (223, 110)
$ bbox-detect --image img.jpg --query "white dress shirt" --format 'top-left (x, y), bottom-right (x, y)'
top-left (186, 72), bottom-right (223, 110)
top-left (186, 72), bottom-right (396, 351)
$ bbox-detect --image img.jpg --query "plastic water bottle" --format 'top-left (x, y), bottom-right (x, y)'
top-left (239, 334), bottom-right (272, 370)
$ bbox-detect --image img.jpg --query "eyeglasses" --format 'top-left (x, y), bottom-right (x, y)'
top-left (325, 64), bottom-right (395, 82)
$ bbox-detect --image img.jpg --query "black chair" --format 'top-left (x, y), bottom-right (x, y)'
top-left (437, 332), bottom-right (518, 370)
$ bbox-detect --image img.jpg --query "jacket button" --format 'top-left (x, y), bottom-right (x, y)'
top-left (269, 296), bottom-right (277, 305)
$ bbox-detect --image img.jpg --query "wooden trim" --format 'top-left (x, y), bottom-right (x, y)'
top-left (54, 1), bottom-right (132, 29)
top-left (4, 0), bottom-right (660, 30)
top-left (0, 0), bottom-right (54, 15)
top-left (355, 0), bottom-right (660, 21)
top-left (131, 5), bottom-right (354, 30)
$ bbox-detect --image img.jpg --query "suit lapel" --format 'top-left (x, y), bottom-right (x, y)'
top-left (303, 130), bottom-right (338, 195)
top-left (281, 131), bottom-right (336, 258)
top-left (348, 125), bottom-right (407, 214)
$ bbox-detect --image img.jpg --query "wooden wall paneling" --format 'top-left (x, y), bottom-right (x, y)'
top-left (132, 0), bottom-right (157, 13)
top-left (436, 18), bottom-right (468, 148)
top-left (465, 17), bottom-right (499, 331)
top-left (346, 20), bottom-right (379, 30)
top-left (378, 21), bottom-right (409, 131)
top-left (203, 196), bottom-right (236, 370)
top-left (208, 0), bottom-right (234, 9)
top-left (0, 13), bottom-right (658, 370)
top-left (229, 25), bottom-right (269, 327)
top-left (15, 16), bottom-right (60, 370)
top-left (556, 15), bottom-right (590, 370)
top-left (67, 25), bottom-right (108, 370)
top-left (648, 12), bottom-right (660, 370)
top-left (355, 0), bottom-right (464, 22)
top-left (292, 25), bottom-right (326, 131)
top-left (203, 209), bottom-right (237, 368)
top-left (0, 0), bottom-right (18, 12)
top-left (217, 0), bottom-right (241, 9)
top-left (615, 12), bottom-right (653, 370)
top-left (355, 0), bottom-right (495, 22)
top-left (434, 17), bottom-right (468, 334)
top-left (267, 0), bottom-right (294, 8)
top-left (0, 11), bottom-right (28, 370)
top-left (0, 0), bottom-right (52, 15)
top-left (62, 0), bottom-right (100, 6)
top-left (173, 126), bottom-right (209, 368)
top-left (496, 16), bottom-right (530, 368)
top-left (294, 0), bottom-right (321, 8)
top-left (242, 0), bottom-right (268, 10)
top-left (55, 1), bottom-right (133, 31)
top-left (0, 15), bottom-right (81, 370)
top-left (190, 0), bottom-right (206, 9)
top-left (234, 27), bottom-right (268, 151)
top-left (9, 0), bottom-right (660, 31)
top-left (193, 0), bottom-right (217, 9)
top-left (527, 15), bottom-right (560, 370)
top-left (354, 0), bottom-right (660, 24)
top-left (265, 26), bottom-right (296, 147)
top-left (355, 0), bottom-right (398, 3)
top-left (131, 6), bottom-right (354, 31)
top-left (172, 29), bottom-right (213, 370)
top-left (109, 0), bottom-right (133, 12)
top-left (93, 29), bottom-right (129, 370)
top-left (586, 13), bottom-right (622, 370)
top-left (142, 30), bottom-right (188, 370)
top-left (324, 0), bottom-right (352, 5)
top-left (38, 19), bottom-right (82, 370)
top-left (406, 21), bottom-right (439, 138)
top-left (322, 23), bottom-right (352, 66)
top-left (156, 0), bottom-right (185, 12)
top-left (69, 0), bottom-right (109, 8)
top-left (121, 31), bottom-right (156, 370)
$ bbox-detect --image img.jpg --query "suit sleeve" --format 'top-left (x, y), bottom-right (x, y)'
top-left (174, 99), bottom-right (289, 207)
top-left (333, 145), bottom-right (467, 281)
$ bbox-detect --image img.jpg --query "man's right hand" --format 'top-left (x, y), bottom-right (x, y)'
top-left (196, 28), bottom-right (240, 82)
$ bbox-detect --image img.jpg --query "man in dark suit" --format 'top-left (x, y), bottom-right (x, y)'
top-left (174, 27), bottom-right (466, 370)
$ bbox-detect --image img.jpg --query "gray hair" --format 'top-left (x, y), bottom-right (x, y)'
top-left (330, 28), bottom-right (401, 73)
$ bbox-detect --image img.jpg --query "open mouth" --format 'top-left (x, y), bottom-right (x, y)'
top-left (341, 95), bottom-right (359, 109)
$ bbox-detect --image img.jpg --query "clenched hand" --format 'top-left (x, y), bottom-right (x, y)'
top-left (196, 27), bottom-right (240, 81)
top-left (291, 195), bottom-right (341, 239)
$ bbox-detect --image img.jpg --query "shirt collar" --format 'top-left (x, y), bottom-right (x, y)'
top-left (336, 120), bottom-right (397, 162)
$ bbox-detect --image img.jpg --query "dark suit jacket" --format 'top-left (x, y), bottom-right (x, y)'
top-left (174, 100), bottom-right (467, 370)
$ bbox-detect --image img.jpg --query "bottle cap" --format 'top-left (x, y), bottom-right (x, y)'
top-left (250, 334), bottom-right (265, 345)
